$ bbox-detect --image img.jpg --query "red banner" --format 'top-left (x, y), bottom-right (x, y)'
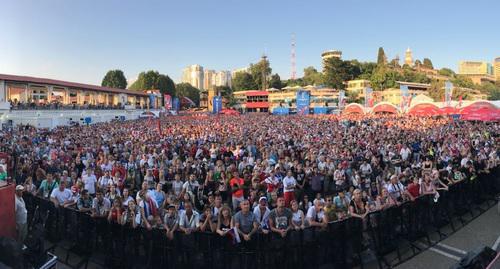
top-left (164, 94), bottom-right (172, 110)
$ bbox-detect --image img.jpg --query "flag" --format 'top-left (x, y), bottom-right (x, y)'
top-left (226, 227), bottom-right (241, 244)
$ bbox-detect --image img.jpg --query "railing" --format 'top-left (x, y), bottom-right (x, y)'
top-left (24, 168), bottom-right (499, 269)
top-left (9, 103), bottom-right (145, 110)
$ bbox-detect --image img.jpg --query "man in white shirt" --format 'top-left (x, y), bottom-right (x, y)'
top-left (97, 170), bottom-right (112, 191)
top-left (306, 199), bottom-right (326, 229)
top-left (15, 185), bottom-right (28, 243)
top-left (179, 201), bottom-right (200, 234)
top-left (50, 180), bottom-right (73, 207)
top-left (282, 170), bottom-right (297, 207)
top-left (400, 145), bottom-right (411, 162)
top-left (82, 168), bottom-right (97, 195)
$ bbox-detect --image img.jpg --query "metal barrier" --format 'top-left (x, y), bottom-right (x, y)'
top-left (24, 168), bottom-right (499, 269)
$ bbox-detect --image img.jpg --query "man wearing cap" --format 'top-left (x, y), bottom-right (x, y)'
top-left (15, 185), bottom-right (28, 243)
top-left (253, 196), bottom-right (271, 234)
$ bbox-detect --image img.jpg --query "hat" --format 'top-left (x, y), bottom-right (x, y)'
top-left (167, 204), bottom-right (175, 209)
top-left (16, 185), bottom-right (25, 191)
top-left (259, 196), bottom-right (267, 203)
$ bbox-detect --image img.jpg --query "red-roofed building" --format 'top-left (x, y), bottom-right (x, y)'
top-left (233, 90), bottom-right (269, 112)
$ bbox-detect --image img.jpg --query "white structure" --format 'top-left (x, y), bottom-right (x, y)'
top-left (204, 69), bottom-right (216, 90)
top-left (182, 64), bottom-right (204, 90)
top-left (215, 71), bottom-right (232, 88)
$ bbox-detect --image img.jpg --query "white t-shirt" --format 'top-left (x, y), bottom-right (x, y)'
top-left (50, 188), bottom-right (72, 204)
top-left (306, 206), bottom-right (324, 224)
top-left (400, 148), bottom-right (411, 161)
top-left (15, 195), bottom-right (27, 224)
top-left (283, 176), bottom-right (297, 193)
top-left (83, 174), bottom-right (97, 194)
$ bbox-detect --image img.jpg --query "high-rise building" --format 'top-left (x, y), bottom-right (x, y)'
top-left (182, 64), bottom-right (204, 90)
top-left (494, 57), bottom-right (500, 81)
top-left (458, 61), bottom-right (495, 85)
top-left (405, 47), bottom-right (413, 66)
top-left (204, 69), bottom-right (216, 90)
top-left (321, 50), bottom-right (342, 70)
top-left (216, 71), bottom-right (232, 88)
top-left (231, 67), bottom-right (249, 78)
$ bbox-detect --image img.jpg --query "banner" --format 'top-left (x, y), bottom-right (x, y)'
top-left (313, 107), bottom-right (328, 114)
top-left (272, 107), bottom-right (289, 115)
top-left (445, 81), bottom-right (453, 106)
top-left (338, 90), bottom-right (346, 109)
top-left (172, 97), bottom-right (180, 111)
top-left (296, 90), bottom-right (310, 115)
top-left (164, 94), bottom-right (172, 110)
top-left (400, 85), bottom-right (410, 110)
top-left (212, 96), bottom-right (222, 114)
top-left (149, 94), bottom-right (156, 109)
top-left (365, 87), bottom-right (373, 108)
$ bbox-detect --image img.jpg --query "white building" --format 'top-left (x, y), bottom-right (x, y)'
top-left (182, 64), bottom-right (204, 90)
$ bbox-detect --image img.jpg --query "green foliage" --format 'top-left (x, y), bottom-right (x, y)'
top-left (284, 78), bottom-right (304, 87)
top-left (175, 83), bottom-right (200, 106)
top-left (249, 57), bottom-right (272, 90)
top-left (415, 59), bottom-right (422, 66)
top-left (302, 66), bottom-right (323, 86)
top-left (438, 68), bottom-right (455, 77)
top-left (428, 80), bottom-right (445, 101)
top-left (422, 58), bottom-right (434, 69)
top-left (452, 75), bottom-right (475, 89)
top-left (480, 82), bottom-right (500, 100)
top-left (323, 58), bottom-right (361, 89)
top-left (369, 66), bottom-right (401, 90)
top-left (101, 70), bottom-right (127, 89)
top-left (232, 72), bottom-right (258, 91)
top-left (377, 47), bottom-right (387, 66)
top-left (129, 70), bottom-right (175, 96)
top-left (269, 74), bottom-right (283, 89)
top-left (401, 69), bottom-right (431, 84)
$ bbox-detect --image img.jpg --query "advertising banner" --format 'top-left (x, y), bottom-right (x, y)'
top-left (272, 107), bottom-right (290, 115)
top-left (148, 94), bottom-right (156, 109)
top-left (313, 107), bottom-right (328, 114)
top-left (445, 81), bottom-right (453, 106)
top-left (172, 97), bottom-right (180, 111)
top-left (365, 87), bottom-right (373, 108)
top-left (212, 96), bottom-right (222, 114)
top-left (296, 90), bottom-right (310, 115)
top-left (164, 94), bottom-right (172, 110)
top-left (338, 90), bottom-right (346, 109)
top-left (400, 85), bottom-right (410, 110)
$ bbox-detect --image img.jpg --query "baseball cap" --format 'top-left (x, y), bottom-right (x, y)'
top-left (259, 196), bottom-right (267, 203)
top-left (16, 185), bottom-right (25, 191)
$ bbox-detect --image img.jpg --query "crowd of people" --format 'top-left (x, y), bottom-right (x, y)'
top-left (3, 114), bottom-right (498, 247)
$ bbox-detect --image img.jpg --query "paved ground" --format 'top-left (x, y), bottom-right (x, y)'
top-left (394, 203), bottom-right (500, 269)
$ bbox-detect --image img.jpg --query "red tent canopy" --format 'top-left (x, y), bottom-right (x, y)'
top-left (219, 109), bottom-right (240, 115)
top-left (372, 103), bottom-right (399, 114)
top-left (439, 106), bottom-right (460, 115)
top-left (343, 103), bottom-right (365, 114)
top-left (460, 106), bottom-right (500, 121)
top-left (408, 103), bottom-right (440, 116)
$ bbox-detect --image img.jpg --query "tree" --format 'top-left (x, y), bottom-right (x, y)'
top-left (377, 47), bottom-right (387, 66)
top-left (101, 70), bottom-right (127, 89)
top-left (369, 66), bottom-right (402, 90)
top-left (249, 57), bottom-right (272, 90)
top-left (176, 83), bottom-right (200, 106)
top-left (423, 58), bottom-right (434, 69)
top-left (232, 72), bottom-right (257, 91)
top-left (452, 75), bottom-right (475, 89)
top-left (480, 82), bottom-right (500, 100)
top-left (428, 79), bottom-right (445, 101)
top-left (269, 74), bottom-right (283, 89)
top-left (323, 58), bottom-right (349, 89)
top-left (302, 66), bottom-right (324, 85)
top-left (438, 68), bottom-right (455, 77)
top-left (129, 70), bottom-right (176, 96)
top-left (415, 59), bottom-right (422, 66)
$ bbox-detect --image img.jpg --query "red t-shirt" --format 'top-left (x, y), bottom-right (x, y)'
top-left (407, 183), bottom-right (420, 198)
top-left (230, 177), bottom-right (244, 198)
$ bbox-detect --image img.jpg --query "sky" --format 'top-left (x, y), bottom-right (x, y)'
top-left (0, 0), bottom-right (498, 86)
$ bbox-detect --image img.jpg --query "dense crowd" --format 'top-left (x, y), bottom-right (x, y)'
top-left (4, 114), bottom-right (498, 245)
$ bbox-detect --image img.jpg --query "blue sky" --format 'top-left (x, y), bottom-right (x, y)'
top-left (0, 0), bottom-right (498, 86)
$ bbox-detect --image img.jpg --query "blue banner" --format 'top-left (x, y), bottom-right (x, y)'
top-left (400, 85), bottom-right (409, 110)
top-left (313, 107), bottom-right (328, 114)
top-left (272, 107), bottom-right (289, 115)
top-left (212, 96), bottom-right (222, 114)
top-left (149, 94), bottom-right (156, 108)
top-left (173, 97), bottom-right (180, 111)
top-left (296, 90), bottom-right (310, 115)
